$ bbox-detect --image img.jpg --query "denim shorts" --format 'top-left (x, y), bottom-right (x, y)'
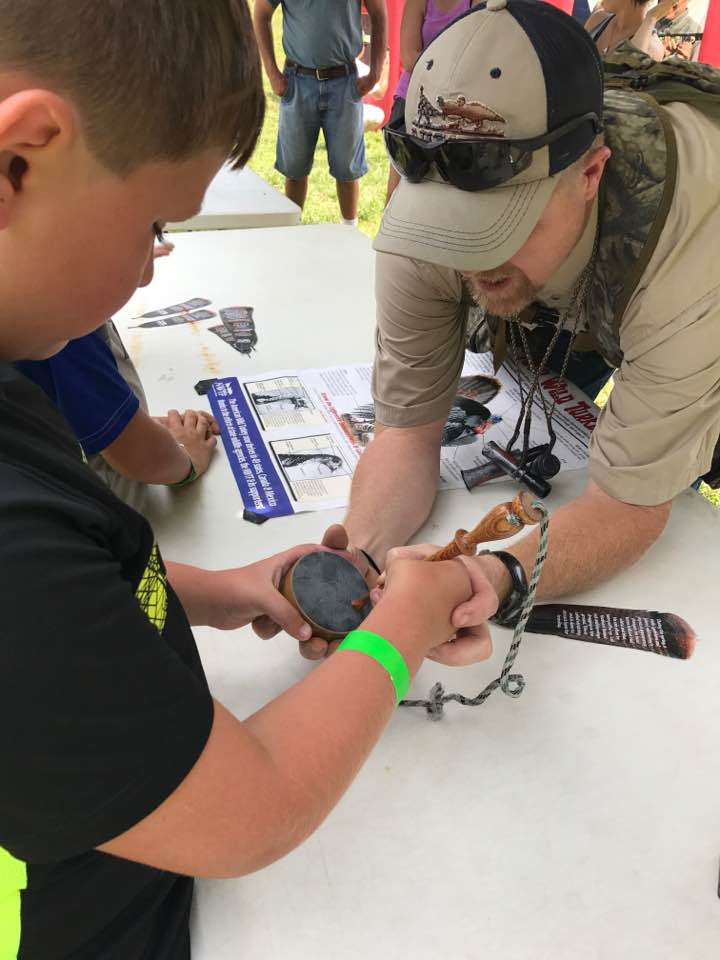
top-left (276, 68), bottom-right (368, 182)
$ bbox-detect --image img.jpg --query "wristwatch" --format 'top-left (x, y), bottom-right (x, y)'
top-left (478, 550), bottom-right (529, 629)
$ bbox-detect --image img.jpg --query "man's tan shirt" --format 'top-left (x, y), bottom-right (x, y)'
top-left (372, 102), bottom-right (720, 506)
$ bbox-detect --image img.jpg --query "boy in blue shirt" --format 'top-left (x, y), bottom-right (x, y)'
top-left (16, 317), bottom-right (218, 510)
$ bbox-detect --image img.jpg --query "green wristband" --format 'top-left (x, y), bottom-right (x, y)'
top-left (338, 629), bottom-right (410, 704)
top-left (170, 447), bottom-right (199, 488)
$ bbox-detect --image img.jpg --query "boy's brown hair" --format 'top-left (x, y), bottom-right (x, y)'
top-left (0, 0), bottom-right (265, 174)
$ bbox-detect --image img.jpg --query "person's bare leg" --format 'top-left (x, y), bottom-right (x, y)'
top-left (385, 165), bottom-right (401, 206)
top-left (336, 179), bottom-right (359, 221)
top-left (285, 176), bottom-right (308, 210)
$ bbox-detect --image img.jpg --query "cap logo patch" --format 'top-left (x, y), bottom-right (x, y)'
top-left (411, 85), bottom-right (506, 141)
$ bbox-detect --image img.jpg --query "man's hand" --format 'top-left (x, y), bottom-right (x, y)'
top-left (270, 70), bottom-right (288, 98)
top-left (356, 72), bottom-right (377, 98)
top-left (164, 408), bottom-right (218, 478)
top-left (153, 240), bottom-right (175, 259)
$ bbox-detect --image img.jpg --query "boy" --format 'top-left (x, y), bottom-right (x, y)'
top-left (0, 3), bottom-right (486, 958)
top-left (15, 315), bottom-right (219, 511)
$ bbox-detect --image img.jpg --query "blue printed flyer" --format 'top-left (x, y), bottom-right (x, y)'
top-left (208, 355), bottom-right (596, 518)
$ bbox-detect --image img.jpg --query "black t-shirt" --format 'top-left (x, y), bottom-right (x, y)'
top-left (0, 364), bottom-right (214, 959)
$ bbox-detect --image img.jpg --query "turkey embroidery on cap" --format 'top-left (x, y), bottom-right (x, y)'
top-left (412, 86), bottom-right (506, 141)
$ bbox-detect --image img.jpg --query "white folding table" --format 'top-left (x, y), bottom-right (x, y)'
top-left (114, 225), bottom-right (720, 960)
top-left (167, 166), bottom-right (301, 231)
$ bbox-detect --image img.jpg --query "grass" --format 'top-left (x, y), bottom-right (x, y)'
top-left (248, 4), bottom-right (389, 238)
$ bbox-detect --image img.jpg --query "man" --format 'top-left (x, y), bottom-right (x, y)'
top-left (253, 0), bottom-right (387, 226)
top-left (298, 0), bottom-right (720, 663)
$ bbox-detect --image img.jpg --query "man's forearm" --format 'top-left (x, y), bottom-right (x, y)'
top-left (368, 6), bottom-right (388, 82)
top-left (253, 9), bottom-right (281, 82)
top-left (478, 481), bottom-right (672, 603)
top-left (345, 422), bottom-right (442, 565)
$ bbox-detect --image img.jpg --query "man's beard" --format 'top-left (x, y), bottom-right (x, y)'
top-left (462, 265), bottom-right (540, 317)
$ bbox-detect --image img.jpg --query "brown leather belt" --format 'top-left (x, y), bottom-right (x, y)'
top-left (285, 59), bottom-right (357, 81)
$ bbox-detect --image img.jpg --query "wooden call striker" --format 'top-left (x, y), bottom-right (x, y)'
top-left (425, 491), bottom-right (542, 562)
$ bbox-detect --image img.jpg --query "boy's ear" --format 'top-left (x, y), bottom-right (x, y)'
top-left (0, 89), bottom-right (75, 229)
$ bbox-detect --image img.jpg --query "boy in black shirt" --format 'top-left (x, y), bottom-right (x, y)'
top-left (0, 3), bottom-right (486, 958)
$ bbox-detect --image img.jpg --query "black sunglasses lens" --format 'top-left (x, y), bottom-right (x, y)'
top-left (437, 141), bottom-right (534, 191)
top-left (384, 129), bottom-right (432, 182)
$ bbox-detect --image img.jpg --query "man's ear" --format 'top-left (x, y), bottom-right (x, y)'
top-left (580, 145), bottom-right (611, 203)
top-left (0, 89), bottom-right (75, 229)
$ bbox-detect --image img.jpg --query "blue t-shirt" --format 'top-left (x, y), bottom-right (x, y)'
top-left (16, 326), bottom-right (139, 455)
top-left (270, 0), bottom-right (363, 68)
top-left (572, 0), bottom-right (591, 23)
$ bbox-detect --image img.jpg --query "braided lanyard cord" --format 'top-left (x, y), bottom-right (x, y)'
top-left (400, 501), bottom-right (550, 720)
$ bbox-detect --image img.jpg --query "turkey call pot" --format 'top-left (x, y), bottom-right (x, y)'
top-left (281, 551), bottom-right (372, 642)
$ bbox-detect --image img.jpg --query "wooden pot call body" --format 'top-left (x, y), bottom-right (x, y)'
top-left (280, 491), bottom-right (543, 641)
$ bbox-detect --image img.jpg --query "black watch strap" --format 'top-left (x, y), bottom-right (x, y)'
top-left (479, 549), bottom-right (529, 629)
top-left (359, 547), bottom-right (382, 577)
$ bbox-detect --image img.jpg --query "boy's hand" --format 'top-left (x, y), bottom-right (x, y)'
top-left (204, 527), bottom-right (357, 641)
top-left (155, 410), bottom-right (219, 434)
top-left (165, 408), bottom-right (218, 477)
top-left (363, 554), bottom-right (476, 671)
top-left (365, 542), bottom-right (498, 667)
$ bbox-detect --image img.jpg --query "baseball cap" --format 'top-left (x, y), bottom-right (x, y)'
top-left (374, 0), bottom-right (604, 272)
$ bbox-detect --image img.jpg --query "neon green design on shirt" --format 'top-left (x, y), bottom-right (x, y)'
top-left (134, 543), bottom-right (168, 634)
top-left (0, 847), bottom-right (27, 960)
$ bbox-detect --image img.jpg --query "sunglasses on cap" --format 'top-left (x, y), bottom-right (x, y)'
top-left (383, 111), bottom-right (603, 191)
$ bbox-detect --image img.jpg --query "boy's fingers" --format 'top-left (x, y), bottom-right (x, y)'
top-left (385, 543), bottom-right (438, 565)
top-left (196, 415), bottom-right (212, 437)
top-left (183, 410), bottom-right (198, 430)
top-left (298, 637), bottom-right (330, 661)
top-left (426, 628), bottom-right (493, 667)
top-left (251, 615), bottom-right (281, 640)
top-left (197, 411), bottom-right (220, 434)
top-left (166, 409), bottom-right (183, 430)
top-left (451, 556), bottom-right (500, 629)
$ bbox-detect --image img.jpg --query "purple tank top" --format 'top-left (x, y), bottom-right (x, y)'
top-left (395, 0), bottom-right (472, 101)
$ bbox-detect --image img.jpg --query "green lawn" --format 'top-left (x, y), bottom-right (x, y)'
top-left (248, 5), bottom-right (389, 238)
